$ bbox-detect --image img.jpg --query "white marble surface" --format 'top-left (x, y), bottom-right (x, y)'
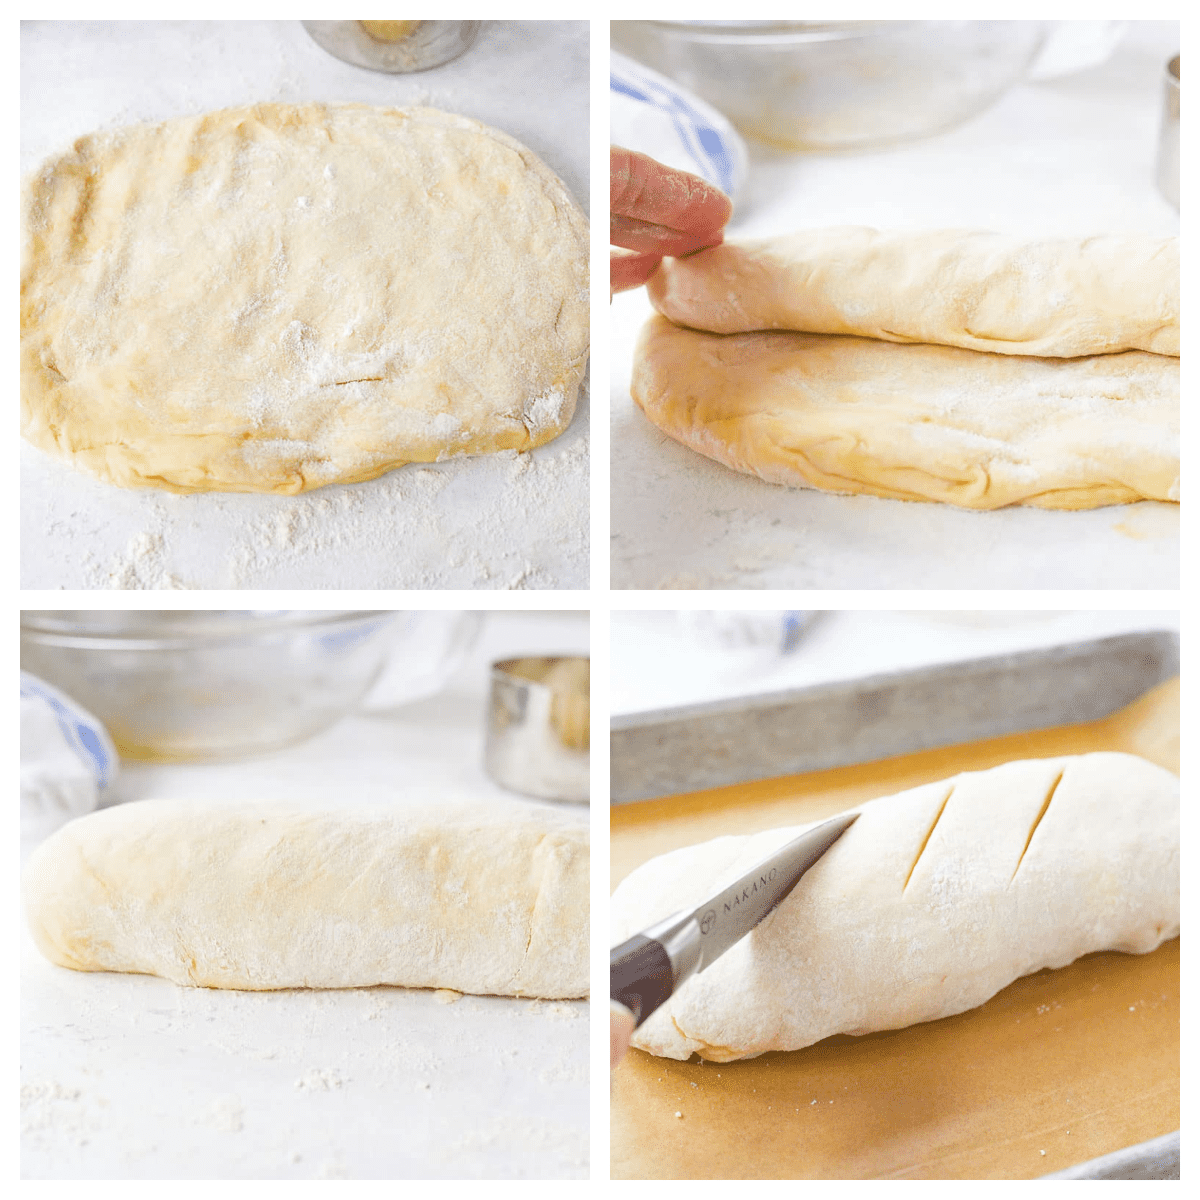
top-left (21, 612), bottom-right (590, 1179)
top-left (610, 609), bottom-right (1179, 716)
top-left (21, 20), bottom-right (589, 591)
top-left (611, 22), bottom-right (1179, 590)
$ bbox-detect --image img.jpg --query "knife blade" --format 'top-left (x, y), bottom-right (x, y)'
top-left (610, 811), bottom-right (858, 1028)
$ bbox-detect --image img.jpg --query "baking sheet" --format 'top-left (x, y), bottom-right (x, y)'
top-left (610, 22), bottom-right (1179, 590)
top-left (20, 20), bottom-right (589, 591)
top-left (610, 677), bottom-right (1179, 1179)
top-left (611, 630), bottom-right (1179, 803)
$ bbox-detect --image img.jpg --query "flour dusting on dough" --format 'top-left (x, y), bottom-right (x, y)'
top-left (20, 103), bottom-right (590, 495)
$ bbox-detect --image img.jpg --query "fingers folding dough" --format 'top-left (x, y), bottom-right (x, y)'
top-left (648, 228), bottom-right (1178, 358)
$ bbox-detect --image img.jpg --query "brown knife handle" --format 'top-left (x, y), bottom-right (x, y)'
top-left (610, 933), bottom-right (674, 1028)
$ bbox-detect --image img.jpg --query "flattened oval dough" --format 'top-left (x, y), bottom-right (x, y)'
top-left (610, 752), bottom-right (1179, 1062)
top-left (631, 315), bottom-right (1179, 510)
top-left (21, 103), bottom-right (589, 495)
top-left (648, 227), bottom-right (1179, 357)
top-left (24, 800), bottom-right (589, 998)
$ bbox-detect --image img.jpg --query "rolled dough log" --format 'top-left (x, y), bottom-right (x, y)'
top-left (631, 315), bottom-right (1179, 510)
top-left (24, 800), bottom-right (589, 998)
top-left (648, 227), bottom-right (1179, 358)
top-left (21, 103), bottom-right (589, 494)
top-left (610, 752), bottom-right (1178, 1061)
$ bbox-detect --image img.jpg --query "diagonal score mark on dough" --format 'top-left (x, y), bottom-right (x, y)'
top-left (1011, 770), bottom-right (1064, 884)
top-left (903, 784), bottom-right (955, 894)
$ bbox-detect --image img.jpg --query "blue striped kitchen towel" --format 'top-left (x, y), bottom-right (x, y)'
top-left (21, 671), bottom-right (118, 844)
top-left (611, 51), bottom-right (747, 202)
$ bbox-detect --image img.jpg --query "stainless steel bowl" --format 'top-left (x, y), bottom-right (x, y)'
top-left (302, 21), bottom-right (481, 74)
top-left (485, 657), bottom-right (589, 803)
top-left (611, 20), bottom-right (1048, 151)
top-left (20, 611), bottom-right (396, 761)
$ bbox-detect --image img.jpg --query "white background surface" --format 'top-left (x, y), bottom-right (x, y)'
top-left (610, 21), bottom-right (1179, 590)
top-left (21, 612), bottom-right (591, 1179)
top-left (21, 20), bottom-right (590, 591)
top-left (610, 609), bottom-right (1179, 716)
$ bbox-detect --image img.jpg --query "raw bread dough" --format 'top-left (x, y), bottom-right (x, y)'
top-left (648, 227), bottom-right (1179, 357)
top-left (21, 103), bottom-right (589, 495)
top-left (632, 315), bottom-right (1179, 510)
top-left (24, 799), bottom-right (589, 998)
top-left (610, 752), bottom-right (1178, 1062)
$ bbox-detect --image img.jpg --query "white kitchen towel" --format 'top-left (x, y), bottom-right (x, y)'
top-left (678, 611), bottom-right (815, 658)
top-left (611, 50), bottom-right (748, 202)
top-left (21, 671), bottom-right (118, 847)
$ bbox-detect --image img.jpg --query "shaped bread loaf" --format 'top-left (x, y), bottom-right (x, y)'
top-left (25, 799), bottom-right (589, 998)
top-left (610, 752), bottom-right (1178, 1061)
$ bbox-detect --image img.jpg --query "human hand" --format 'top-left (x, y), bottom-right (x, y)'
top-left (610, 147), bottom-right (732, 294)
top-left (610, 1000), bottom-right (636, 1069)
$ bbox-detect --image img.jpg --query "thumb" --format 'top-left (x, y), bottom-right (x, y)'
top-left (611, 1000), bottom-right (637, 1068)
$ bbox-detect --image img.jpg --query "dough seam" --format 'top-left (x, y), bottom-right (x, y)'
top-left (506, 832), bottom-right (549, 991)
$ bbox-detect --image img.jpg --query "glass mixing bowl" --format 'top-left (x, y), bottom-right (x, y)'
top-left (21, 611), bottom-right (399, 761)
top-left (611, 20), bottom-right (1049, 151)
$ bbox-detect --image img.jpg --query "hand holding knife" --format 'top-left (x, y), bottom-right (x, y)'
top-left (610, 812), bottom-right (858, 1067)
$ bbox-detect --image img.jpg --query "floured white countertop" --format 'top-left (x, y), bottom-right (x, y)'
top-left (611, 22), bottom-right (1178, 590)
top-left (21, 613), bottom-right (590, 1179)
top-left (21, 21), bottom-right (589, 590)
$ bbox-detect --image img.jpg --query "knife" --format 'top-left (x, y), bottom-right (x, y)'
top-left (610, 812), bottom-right (858, 1030)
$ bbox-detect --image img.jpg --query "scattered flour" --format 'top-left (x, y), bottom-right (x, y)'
top-left (83, 496), bottom-right (192, 589)
top-left (35, 378), bottom-right (589, 591)
top-left (294, 1068), bottom-right (347, 1093)
top-left (197, 1094), bottom-right (245, 1133)
top-left (441, 1115), bottom-right (588, 1178)
top-left (20, 1081), bottom-right (92, 1149)
top-left (104, 531), bottom-right (188, 590)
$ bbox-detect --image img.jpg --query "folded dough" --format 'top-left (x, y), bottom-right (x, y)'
top-left (610, 752), bottom-right (1178, 1061)
top-left (25, 800), bottom-right (589, 998)
top-left (631, 315), bottom-right (1179, 510)
top-left (648, 227), bottom-right (1179, 358)
top-left (21, 103), bottom-right (589, 494)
